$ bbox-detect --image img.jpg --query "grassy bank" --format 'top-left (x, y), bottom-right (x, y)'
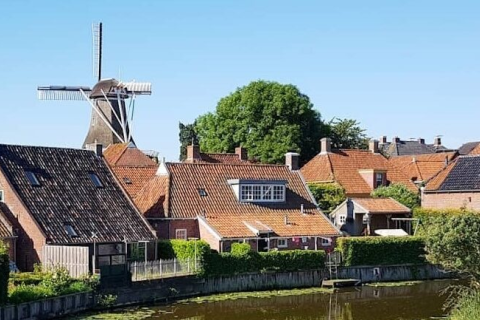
top-left (449, 291), bottom-right (480, 320)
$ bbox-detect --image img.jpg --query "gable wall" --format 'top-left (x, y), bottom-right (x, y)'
top-left (422, 192), bottom-right (480, 210)
top-left (0, 170), bottom-right (46, 271)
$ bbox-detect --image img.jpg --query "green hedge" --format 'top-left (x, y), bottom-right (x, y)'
top-left (202, 249), bottom-right (326, 277)
top-left (336, 237), bottom-right (426, 266)
top-left (157, 240), bottom-right (211, 262)
top-left (0, 243), bottom-right (9, 305)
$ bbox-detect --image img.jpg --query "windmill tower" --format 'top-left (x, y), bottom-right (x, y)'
top-left (37, 23), bottom-right (152, 149)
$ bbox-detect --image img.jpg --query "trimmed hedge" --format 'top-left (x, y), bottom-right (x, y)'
top-left (0, 243), bottom-right (9, 305)
top-left (336, 236), bottom-right (426, 266)
top-left (158, 239), bottom-right (211, 262)
top-left (202, 249), bottom-right (326, 277)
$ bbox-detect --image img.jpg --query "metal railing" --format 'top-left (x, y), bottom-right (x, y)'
top-left (128, 258), bottom-right (200, 281)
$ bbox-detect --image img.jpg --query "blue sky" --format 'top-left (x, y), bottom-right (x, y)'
top-left (0, 1), bottom-right (479, 160)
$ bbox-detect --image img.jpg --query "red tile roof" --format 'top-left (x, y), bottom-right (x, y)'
top-left (110, 166), bottom-right (158, 199)
top-left (104, 143), bottom-right (157, 167)
top-left (184, 153), bottom-right (250, 164)
top-left (352, 198), bottom-right (411, 214)
top-left (135, 162), bottom-right (339, 238)
top-left (301, 150), bottom-right (417, 196)
top-left (389, 152), bottom-right (457, 183)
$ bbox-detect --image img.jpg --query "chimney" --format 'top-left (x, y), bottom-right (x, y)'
top-left (187, 144), bottom-right (201, 161)
top-left (300, 204), bottom-right (305, 215)
top-left (285, 152), bottom-right (300, 170)
top-left (284, 214), bottom-right (289, 225)
top-left (392, 136), bottom-right (400, 143)
top-left (369, 140), bottom-right (379, 153)
top-left (379, 136), bottom-right (387, 144)
top-left (434, 137), bottom-right (442, 147)
top-left (235, 147), bottom-right (248, 161)
top-left (320, 138), bottom-right (332, 154)
top-left (418, 138), bottom-right (425, 144)
top-left (95, 143), bottom-right (103, 157)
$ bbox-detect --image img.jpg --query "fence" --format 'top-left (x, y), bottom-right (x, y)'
top-left (42, 245), bottom-right (89, 278)
top-left (128, 258), bottom-right (200, 281)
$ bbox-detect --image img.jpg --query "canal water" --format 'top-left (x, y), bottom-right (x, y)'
top-left (77, 280), bottom-right (456, 320)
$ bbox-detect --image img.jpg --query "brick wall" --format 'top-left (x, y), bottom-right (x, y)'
top-left (149, 219), bottom-right (199, 240)
top-left (422, 192), bottom-right (480, 210)
top-left (0, 171), bottom-right (45, 271)
top-left (198, 220), bottom-right (220, 251)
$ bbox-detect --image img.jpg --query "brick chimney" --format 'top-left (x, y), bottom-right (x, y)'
top-left (369, 140), bottom-right (379, 153)
top-left (434, 137), bottom-right (442, 147)
top-left (285, 152), bottom-right (300, 170)
top-left (235, 147), bottom-right (248, 161)
top-left (320, 138), bottom-right (331, 154)
top-left (186, 144), bottom-right (201, 161)
top-left (392, 136), bottom-right (400, 143)
top-left (418, 138), bottom-right (425, 144)
top-left (379, 136), bottom-right (387, 144)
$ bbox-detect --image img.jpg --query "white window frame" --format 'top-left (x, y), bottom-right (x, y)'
top-left (240, 184), bottom-right (285, 202)
top-left (175, 229), bottom-right (187, 240)
top-left (277, 238), bottom-right (288, 248)
top-left (0, 190), bottom-right (3, 202)
top-left (302, 237), bottom-right (308, 243)
top-left (321, 238), bottom-right (331, 247)
top-left (339, 215), bottom-right (346, 224)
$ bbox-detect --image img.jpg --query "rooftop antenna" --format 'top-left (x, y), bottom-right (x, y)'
top-left (37, 22), bottom-right (152, 149)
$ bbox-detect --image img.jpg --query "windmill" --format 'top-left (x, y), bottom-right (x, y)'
top-left (37, 23), bottom-right (152, 149)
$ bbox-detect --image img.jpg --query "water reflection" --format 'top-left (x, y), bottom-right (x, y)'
top-left (79, 280), bottom-right (455, 320)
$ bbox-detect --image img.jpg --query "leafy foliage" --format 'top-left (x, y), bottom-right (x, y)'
top-left (371, 183), bottom-right (420, 209)
top-left (194, 80), bottom-right (328, 164)
top-left (423, 212), bottom-right (480, 282)
top-left (328, 118), bottom-right (368, 149)
top-left (158, 239), bottom-right (211, 263)
top-left (308, 183), bottom-right (346, 212)
top-left (178, 122), bottom-right (199, 161)
top-left (202, 249), bottom-right (325, 277)
top-left (449, 290), bottom-right (480, 320)
top-left (230, 243), bottom-right (252, 256)
top-left (0, 243), bottom-right (9, 305)
top-left (336, 237), bottom-right (426, 266)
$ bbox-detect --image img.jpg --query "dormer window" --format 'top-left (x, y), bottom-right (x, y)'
top-left (375, 172), bottom-right (385, 188)
top-left (25, 171), bottom-right (40, 186)
top-left (229, 179), bottom-right (286, 203)
top-left (89, 173), bottom-right (103, 188)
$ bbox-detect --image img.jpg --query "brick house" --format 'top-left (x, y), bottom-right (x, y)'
top-left (0, 144), bottom-right (156, 272)
top-left (422, 155), bottom-right (480, 210)
top-left (330, 198), bottom-right (411, 236)
top-left (132, 149), bottom-right (340, 252)
top-left (301, 138), bottom-right (417, 198)
top-left (379, 136), bottom-right (451, 158)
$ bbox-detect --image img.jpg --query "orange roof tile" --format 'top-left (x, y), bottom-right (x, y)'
top-left (111, 166), bottom-right (158, 198)
top-left (204, 212), bottom-right (338, 238)
top-left (104, 143), bottom-right (157, 167)
top-left (352, 198), bottom-right (411, 214)
top-left (301, 150), bottom-right (417, 196)
top-left (424, 158), bottom-right (458, 191)
top-left (389, 153), bottom-right (456, 183)
top-left (469, 144), bottom-right (480, 155)
top-left (136, 162), bottom-right (339, 238)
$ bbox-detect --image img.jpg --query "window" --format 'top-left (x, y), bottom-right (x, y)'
top-left (64, 224), bottom-right (78, 238)
top-left (321, 238), bottom-right (331, 247)
top-left (339, 215), bottom-right (346, 224)
top-left (375, 173), bottom-right (384, 188)
top-left (277, 239), bottom-right (288, 248)
top-left (175, 229), bottom-right (187, 240)
top-left (240, 184), bottom-right (285, 202)
top-left (123, 177), bottom-right (132, 185)
top-left (197, 188), bottom-right (208, 197)
top-left (302, 237), bottom-right (308, 243)
top-left (25, 171), bottom-right (40, 186)
top-left (0, 190), bottom-right (3, 202)
top-left (89, 173), bottom-right (103, 188)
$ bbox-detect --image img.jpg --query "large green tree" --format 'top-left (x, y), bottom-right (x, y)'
top-left (328, 118), bottom-right (368, 149)
top-left (194, 80), bottom-right (328, 164)
top-left (178, 122), bottom-right (199, 161)
top-left (308, 183), bottom-right (346, 212)
top-left (371, 183), bottom-right (420, 209)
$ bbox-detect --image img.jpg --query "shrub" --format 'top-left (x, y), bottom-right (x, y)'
top-left (0, 243), bottom-right (9, 305)
top-left (308, 183), bottom-right (346, 212)
top-left (202, 250), bottom-right (326, 277)
top-left (230, 243), bottom-right (252, 256)
top-left (8, 284), bottom-right (54, 304)
top-left (336, 237), bottom-right (426, 266)
top-left (371, 183), bottom-right (420, 209)
top-left (10, 272), bottom-right (46, 286)
top-left (157, 241), bottom-right (176, 260)
top-left (157, 240), bottom-right (211, 262)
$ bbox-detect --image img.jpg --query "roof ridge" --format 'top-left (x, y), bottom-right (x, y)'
top-left (168, 162), bottom-right (287, 168)
top-left (0, 143), bottom-right (94, 153)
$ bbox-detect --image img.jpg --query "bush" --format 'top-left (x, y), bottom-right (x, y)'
top-left (371, 183), bottom-right (420, 209)
top-left (336, 237), bottom-right (426, 266)
top-left (157, 241), bottom-right (176, 259)
top-left (10, 272), bottom-right (46, 286)
top-left (8, 284), bottom-right (54, 305)
top-left (202, 250), bottom-right (326, 277)
top-left (158, 240), bottom-right (211, 262)
top-left (0, 243), bottom-right (9, 305)
top-left (308, 183), bottom-right (346, 212)
top-left (231, 243), bottom-right (252, 256)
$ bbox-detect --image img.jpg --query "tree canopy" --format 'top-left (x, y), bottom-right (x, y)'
top-left (194, 80), bottom-right (328, 164)
top-left (178, 122), bottom-right (198, 161)
top-left (371, 183), bottom-right (420, 209)
top-left (328, 118), bottom-right (368, 149)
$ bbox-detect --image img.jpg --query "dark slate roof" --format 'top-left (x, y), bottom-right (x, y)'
top-left (381, 141), bottom-right (447, 157)
top-left (437, 156), bottom-right (480, 191)
top-left (0, 144), bottom-right (156, 244)
top-left (458, 142), bottom-right (480, 155)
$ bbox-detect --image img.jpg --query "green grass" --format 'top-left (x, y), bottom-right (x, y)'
top-left (177, 287), bottom-right (333, 304)
top-left (449, 291), bottom-right (480, 320)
